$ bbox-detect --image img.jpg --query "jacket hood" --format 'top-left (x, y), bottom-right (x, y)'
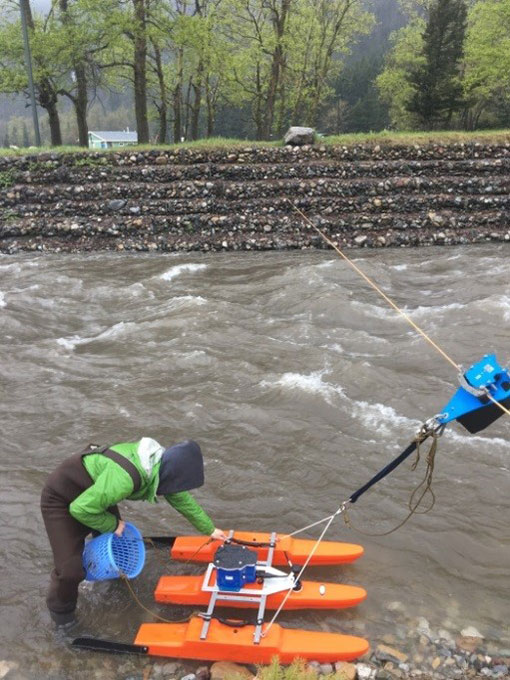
top-left (156, 440), bottom-right (205, 495)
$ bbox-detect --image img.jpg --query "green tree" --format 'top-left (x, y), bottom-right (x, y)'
top-left (407, 0), bottom-right (467, 128)
top-left (219, 0), bottom-right (294, 140)
top-left (284, 0), bottom-right (374, 129)
top-left (53, 0), bottom-right (111, 146)
top-left (333, 55), bottom-right (390, 133)
top-left (221, 0), bottom-right (373, 139)
top-left (463, 0), bottom-right (510, 129)
top-left (376, 19), bottom-right (425, 129)
top-left (161, 0), bottom-right (230, 142)
top-left (0, 1), bottom-right (63, 145)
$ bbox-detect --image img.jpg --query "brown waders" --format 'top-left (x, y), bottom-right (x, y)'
top-left (40, 447), bottom-right (141, 625)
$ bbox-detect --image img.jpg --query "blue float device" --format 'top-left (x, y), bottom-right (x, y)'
top-left (213, 543), bottom-right (257, 592)
top-left (437, 354), bottom-right (510, 433)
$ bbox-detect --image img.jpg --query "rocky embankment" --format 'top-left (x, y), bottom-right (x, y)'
top-left (1, 143), bottom-right (510, 254)
top-left (2, 620), bottom-right (508, 680)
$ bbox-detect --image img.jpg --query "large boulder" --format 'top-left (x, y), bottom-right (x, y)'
top-left (283, 126), bottom-right (316, 146)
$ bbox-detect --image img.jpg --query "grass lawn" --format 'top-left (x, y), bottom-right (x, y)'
top-left (0, 129), bottom-right (509, 157)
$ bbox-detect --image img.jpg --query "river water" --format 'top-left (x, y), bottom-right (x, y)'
top-left (1, 245), bottom-right (509, 677)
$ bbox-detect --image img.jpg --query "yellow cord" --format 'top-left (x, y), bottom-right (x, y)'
top-left (121, 574), bottom-right (179, 623)
top-left (121, 574), bottom-right (200, 624)
top-left (485, 391), bottom-right (510, 417)
top-left (289, 200), bottom-right (510, 420)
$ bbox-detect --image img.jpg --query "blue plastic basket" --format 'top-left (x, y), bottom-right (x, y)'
top-left (82, 521), bottom-right (146, 582)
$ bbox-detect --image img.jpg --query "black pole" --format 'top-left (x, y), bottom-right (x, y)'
top-left (19, 0), bottom-right (41, 146)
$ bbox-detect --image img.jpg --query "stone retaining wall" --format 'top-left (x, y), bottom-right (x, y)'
top-left (1, 143), bottom-right (509, 253)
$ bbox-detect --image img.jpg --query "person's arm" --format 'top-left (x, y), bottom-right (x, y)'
top-left (69, 465), bottom-right (133, 534)
top-left (165, 490), bottom-right (215, 535)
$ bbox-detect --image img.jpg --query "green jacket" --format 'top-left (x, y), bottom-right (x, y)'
top-left (68, 440), bottom-right (215, 536)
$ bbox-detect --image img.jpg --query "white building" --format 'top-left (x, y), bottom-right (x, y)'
top-left (88, 130), bottom-right (138, 149)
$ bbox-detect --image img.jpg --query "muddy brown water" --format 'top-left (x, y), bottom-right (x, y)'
top-left (1, 245), bottom-right (509, 677)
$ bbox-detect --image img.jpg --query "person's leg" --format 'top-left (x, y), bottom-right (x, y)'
top-left (41, 488), bottom-right (89, 624)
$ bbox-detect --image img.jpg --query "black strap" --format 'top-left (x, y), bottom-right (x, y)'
top-left (101, 448), bottom-right (142, 494)
top-left (348, 437), bottom-right (423, 504)
top-left (81, 444), bottom-right (142, 494)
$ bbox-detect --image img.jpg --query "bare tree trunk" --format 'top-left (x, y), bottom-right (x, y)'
top-left (74, 62), bottom-right (89, 146)
top-left (22, 0), bottom-right (62, 146)
top-left (302, 0), bottom-right (356, 127)
top-left (152, 42), bottom-right (168, 143)
top-left (45, 95), bottom-right (63, 146)
top-left (173, 47), bottom-right (183, 142)
top-left (133, 0), bottom-right (149, 143)
top-left (261, 0), bottom-right (291, 140)
top-left (205, 74), bottom-right (215, 137)
top-left (190, 60), bottom-right (204, 140)
top-left (275, 56), bottom-right (287, 136)
top-left (59, 0), bottom-right (88, 146)
top-left (183, 76), bottom-right (193, 140)
top-left (254, 63), bottom-right (264, 140)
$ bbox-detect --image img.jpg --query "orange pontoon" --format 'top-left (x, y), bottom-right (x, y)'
top-left (171, 531), bottom-right (364, 566)
top-left (134, 616), bottom-right (369, 664)
top-left (155, 574), bottom-right (367, 610)
top-left (73, 531), bottom-right (369, 664)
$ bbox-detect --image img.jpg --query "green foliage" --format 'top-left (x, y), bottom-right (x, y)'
top-left (376, 19), bottom-right (426, 130)
top-left (72, 155), bottom-right (106, 167)
top-left (0, 169), bottom-right (16, 188)
top-left (463, 0), bottom-right (510, 127)
top-left (407, 0), bottom-right (468, 128)
top-left (284, 0), bottom-right (375, 128)
top-left (27, 161), bottom-right (47, 172)
top-left (0, 17), bottom-right (28, 94)
top-left (254, 658), bottom-right (352, 680)
top-left (334, 55), bottom-right (390, 133)
top-left (1, 0), bottom-right (508, 143)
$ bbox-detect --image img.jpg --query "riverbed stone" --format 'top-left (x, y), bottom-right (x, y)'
top-left (0, 661), bottom-right (19, 679)
top-left (318, 663), bottom-right (333, 675)
top-left (375, 644), bottom-right (409, 664)
top-left (461, 626), bottom-right (484, 639)
top-left (333, 662), bottom-right (356, 680)
top-left (157, 662), bottom-right (182, 677)
top-left (437, 629), bottom-right (456, 647)
top-left (108, 199), bottom-right (126, 211)
top-left (356, 663), bottom-right (376, 680)
top-left (210, 662), bottom-right (254, 680)
top-left (195, 666), bottom-right (210, 680)
top-left (456, 636), bottom-right (482, 653)
top-left (306, 661), bottom-right (321, 673)
top-left (492, 664), bottom-right (509, 676)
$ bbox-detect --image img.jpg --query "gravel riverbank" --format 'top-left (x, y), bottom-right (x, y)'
top-left (1, 612), bottom-right (508, 680)
top-left (1, 142), bottom-right (510, 254)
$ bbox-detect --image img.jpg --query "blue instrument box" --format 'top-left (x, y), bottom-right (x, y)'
top-left (213, 544), bottom-right (257, 592)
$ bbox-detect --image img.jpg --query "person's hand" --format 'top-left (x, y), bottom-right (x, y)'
top-left (210, 528), bottom-right (228, 541)
top-left (114, 520), bottom-right (126, 537)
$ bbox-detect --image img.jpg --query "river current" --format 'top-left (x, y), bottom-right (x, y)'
top-left (1, 245), bottom-right (509, 677)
